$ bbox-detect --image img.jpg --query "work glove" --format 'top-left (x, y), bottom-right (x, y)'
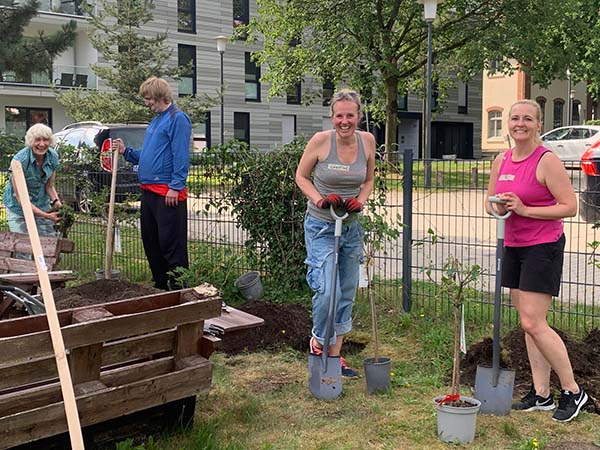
top-left (315, 193), bottom-right (343, 209)
top-left (344, 197), bottom-right (363, 212)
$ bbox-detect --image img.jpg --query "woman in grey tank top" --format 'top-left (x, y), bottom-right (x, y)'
top-left (295, 89), bottom-right (376, 380)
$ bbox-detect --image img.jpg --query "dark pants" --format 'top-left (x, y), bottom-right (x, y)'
top-left (140, 190), bottom-right (189, 290)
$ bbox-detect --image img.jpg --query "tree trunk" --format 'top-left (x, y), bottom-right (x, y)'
top-left (451, 294), bottom-right (461, 397)
top-left (384, 76), bottom-right (399, 162)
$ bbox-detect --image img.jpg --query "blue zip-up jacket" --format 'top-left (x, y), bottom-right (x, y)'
top-left (123, 103), bottom-right (191, 191)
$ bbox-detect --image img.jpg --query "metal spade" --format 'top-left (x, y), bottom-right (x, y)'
top-left (308, 205), bottom-right (348, 400)
top-left (475, 196), bottom-right (515, 415)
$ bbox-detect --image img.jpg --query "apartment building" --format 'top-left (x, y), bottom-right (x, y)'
top-left (1, 0), bottom-right (482, 157)
top-left (482, 61), bottom-right (594, 157)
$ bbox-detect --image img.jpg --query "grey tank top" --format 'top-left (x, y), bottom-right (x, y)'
top-left (307, 130), bottom-right (368, 223)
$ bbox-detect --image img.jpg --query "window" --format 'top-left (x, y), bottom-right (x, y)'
top-left (488, 59), bottom-right (500, 74)
top-left (287, 82), bottom-right (301, 105)
top-left (457, 81), bottom-right (468, 114)
top-left (192, 112), bottom-right (210, 152)
top-left (178, 44), bottom-right (196, 97)
top-left (322, 79), bottom-right (334, 107)
top-left (536, 97), bottom-right (546, 132)
top-left (282, 115), bottom-right (296, 144)
top-left (487, 110), bottom-right (502, 138)
top-left (553, 99), bottom-right (564, 128)
top-left (398, 93), bottom-right (408, 111)
top-left (178, 0), bottom-right (195, 33)
top-left (245, 52), bottom-right (260, 101)
top-left (233, 0), bottom-right (249, 28)
top-left (573, 100), bottom-right (581, 125)
top-left (59, 0), bottom-right (84, 15)
top-left (5, 107), bottom-right (52, 137)
top-left (234, 112), bottom-right (250, 144)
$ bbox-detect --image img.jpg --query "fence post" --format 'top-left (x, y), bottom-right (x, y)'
top-left (402, 148), bottom-right (413, 313)
top-left (471, 167), bottom-right (479, 188)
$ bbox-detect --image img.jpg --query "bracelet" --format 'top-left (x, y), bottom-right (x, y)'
top-left (50, 198), bottom-right (59, 205)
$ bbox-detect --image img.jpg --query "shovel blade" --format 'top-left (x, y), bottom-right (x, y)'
top-left (474, 365), bottom-right (515, 416)
top-left (308, 353), bottom-right (342, 400)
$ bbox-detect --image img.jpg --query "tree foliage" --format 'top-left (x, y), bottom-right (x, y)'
top-left (0, 0), bottom-right (76, 82)
top-left (242, 0), bottom-right (590, 152)
top-left (56, 0), bottom-right (216, 124)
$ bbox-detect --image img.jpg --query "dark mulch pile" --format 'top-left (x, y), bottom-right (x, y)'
top-left (219, 301), bottom-right (313, 354)
top-left (462, 327), bottom-right (600, 414)
top-left (53, 279), bottom-right (160, 310)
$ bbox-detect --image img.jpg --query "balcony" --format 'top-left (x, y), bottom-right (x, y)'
top-left (0, 65), bottom-right (96, 89)
top-left (17, 0), bottom-right (86, 16)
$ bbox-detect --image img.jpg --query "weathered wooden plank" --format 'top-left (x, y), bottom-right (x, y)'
top-left (0, 296), bottom-right (220, 364)
top-left (0, 357), bottom-right (176, 417)
top-left (0, 330), bottom-right (176, 392)
top-left (0, 359), bottom-right (211, 449)
top-left (206, 306), bottom-right (265, 332)
top-left (69, 343), bottom-right (103, 385)
top-left (174, 322), bottom-right (203, 367)
top-left (102, 329), bottom-right (175, 366)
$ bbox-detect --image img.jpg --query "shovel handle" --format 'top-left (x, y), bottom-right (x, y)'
top-left (488, 196), bottom-right (512, 221)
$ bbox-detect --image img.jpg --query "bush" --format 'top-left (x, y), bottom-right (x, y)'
top-left (199, 139), bottom-right (308, 290)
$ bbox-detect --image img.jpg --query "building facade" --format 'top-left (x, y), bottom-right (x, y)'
top-left (1, 0), bottom-right (482, 157)
top-left (482, 61), bottom-right (594, 157)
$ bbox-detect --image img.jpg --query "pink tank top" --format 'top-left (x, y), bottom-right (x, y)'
top-left (495, 146), bottom-right (563, 247)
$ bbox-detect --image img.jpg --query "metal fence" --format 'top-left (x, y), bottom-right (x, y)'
top-left (3, 150), bottom-right (599, 332)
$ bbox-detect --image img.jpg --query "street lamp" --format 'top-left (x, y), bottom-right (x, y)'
top-left (418, 0), bottom-right (442, 188)
top-left (566, 68), bottom-right (573, 126)
top-left (215, 35), bottom-right (227, 145)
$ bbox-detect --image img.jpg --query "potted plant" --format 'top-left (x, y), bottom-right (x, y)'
top-left (360, 171), bottom-right (401, 394)
top-left (429, 254), bottom-right (482, 444)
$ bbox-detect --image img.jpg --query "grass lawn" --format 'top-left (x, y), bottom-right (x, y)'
top-left (118, 295), bottom-right (600, 450)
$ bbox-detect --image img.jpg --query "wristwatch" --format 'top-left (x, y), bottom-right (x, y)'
top-left (50, 198), bottom-right (59, 206)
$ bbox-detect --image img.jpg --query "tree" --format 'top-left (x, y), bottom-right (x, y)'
top-left (242, 0), bottom-right (580, 153)
top-left (0, 0), bottom-right (76, 83)
top-left (56, 0), bottom-right (215, 124)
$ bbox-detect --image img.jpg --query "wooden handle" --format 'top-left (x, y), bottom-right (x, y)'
top-left (104, 143), bottom-right (119, 279)
top-left (11, 160), bottom-right (85, 449)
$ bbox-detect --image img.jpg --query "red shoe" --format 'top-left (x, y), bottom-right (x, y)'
top-left (309, 337), bottom-right (323, 355)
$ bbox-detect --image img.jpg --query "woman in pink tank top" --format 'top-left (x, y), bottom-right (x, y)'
top-left (485, 100), bottom-right (587, 422)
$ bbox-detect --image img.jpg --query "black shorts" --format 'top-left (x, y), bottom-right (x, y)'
top-left (501, 234), bottom-right (565, 297)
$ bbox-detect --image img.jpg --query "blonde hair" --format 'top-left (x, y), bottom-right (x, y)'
top-left (330, 88), bottom-right (363, 121)
top-left (25, 123), bottom-right (54, 147)
top-left (139, 76), bottom-right (173, 103)
top-left (509, 99), bottom-right (543, 145)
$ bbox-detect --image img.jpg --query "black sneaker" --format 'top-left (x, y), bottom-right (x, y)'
top-left (512, 385), bottom-right (555, 412)
top-left (552, 388), bottom-right (588, 422)
top-left (340, 356), bottom-right (359, 379)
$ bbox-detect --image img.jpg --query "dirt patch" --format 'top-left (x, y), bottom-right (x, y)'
top-left (462, 327), bottom-right (600, 414)
top-left (546, 443), bottom-right (600, 450)
top-left (53, 279), bottom-right (160, 310)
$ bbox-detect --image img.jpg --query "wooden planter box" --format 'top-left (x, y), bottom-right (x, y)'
top-left (0, 286), bottom-right (222, 449)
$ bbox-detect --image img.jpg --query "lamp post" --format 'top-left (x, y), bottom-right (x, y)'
top-left (566, 68), bottom-right (572, 126)
top-left (418, 0), bottom-right (442, 188)
top-left (215, 35), bottom-right (227, 145)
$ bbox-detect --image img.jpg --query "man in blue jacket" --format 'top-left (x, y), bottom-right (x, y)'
top-left (114, 77), bottom-right (192, 290)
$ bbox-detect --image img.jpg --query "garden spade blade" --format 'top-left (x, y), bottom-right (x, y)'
top-left (475, 196), bottom-right (515, 416)
top-left (475, 365), bottom-right (515, 415)
top-left (308, 353), bottom-right (342, 400)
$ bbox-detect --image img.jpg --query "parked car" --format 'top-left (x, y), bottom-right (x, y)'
top-left (541, 125), bottom-right (600, 165)
top-left (53, 122), bottom-right (146, 213)
top-left (579, 142), bottom-right (600, 223)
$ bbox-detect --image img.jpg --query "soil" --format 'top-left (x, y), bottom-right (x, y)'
top-left (546, 444), bottom-right (600, 450)
top-left (461, 327), bottom-right (600, 414)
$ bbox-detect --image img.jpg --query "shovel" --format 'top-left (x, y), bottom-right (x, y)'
top-left (474, 195), bottom-right (515, 415)
top-left (308, 205), bottom-right (348, 400)
top-left (104, 138), bottom-right (119, 279)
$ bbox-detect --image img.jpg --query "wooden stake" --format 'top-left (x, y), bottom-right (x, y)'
top-left (104, 142), bottom-right (119, 279)
top-left (11, 160), bottom-right (85, 449)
